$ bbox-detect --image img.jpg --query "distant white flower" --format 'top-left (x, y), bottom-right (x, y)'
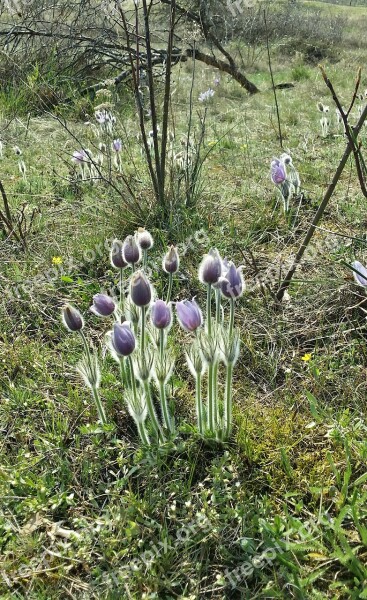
top-left (198, 88), bottom-right (215, 102)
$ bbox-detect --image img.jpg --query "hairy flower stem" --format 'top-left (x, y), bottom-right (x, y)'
top-left (127, 355), bottom-right (150, 445)
top-left (144, 380), bottom-right (165, 442)
top-left (119, 358), bottom-right (127, 388)
top-left (140, 306), bottom-right (146, 355)
top-left (137, 421), bottom-right (150, 445)
top-left (207, 362), bottom-right (215, 432)
top-left (229, 298), bottom-right (235, 338)
top-left (166, 272), bottom-right (173, 303)
top-left (207, 284), bottom-right (212, 337)
top-left (158, 329), bottom-right (173, 433)
top-left (143, 249), bottom-right (148, 270)
top-left (159, 380), bottom-right (173, 433)
top-left (119, 268), bottom-right (124, 316)
top-left (213, 360), bottom-right (219, 429)
top-left (215, 287), bottom-right (221, 324)
top-left (223, 362), bottom-right (234, 441)
top-left (79, 331), bottom-right (107, 425)
top-left (159, 329), bottom-right (165, 362)
top-left (91, 385), bottom-right (107, 426)
top-left (196, 371), bottom-right (203, 434)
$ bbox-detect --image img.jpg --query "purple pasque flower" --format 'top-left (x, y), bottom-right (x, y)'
top-left (72, 150), bottom-right (88, 164)
top-left (270, 158), bottom-right (286, 185)
top-left (62, 304), bottom-right (84, 332)
top-left (113, 138), bottom-right (122, 152)
top-left (123, 234), bottom-right (141, 266)
top-left (130, 270), bottom-right (152, 307)
top-left (111, 322), bottom-right (135, 356)
top-left (163, 245), bottom-right (179, 274)
top-left (351, 260), bottom-right (367, 286)
top-left (151, 299), bottom-right (172, 329)
top-left (176, 299), bottom-right (203, 333)
top-left (198, 88), bottom-right (215, 103)
top-left (110, 239), bottom-right (128, 270)
top-left (137, 227), bottom-right (154, 251)
top-left (90, 293), bottom-right (116, 317)
top-left (220, 261), bottom-right (244, 299)
top-left (198, 248), bottom-right (222, 285)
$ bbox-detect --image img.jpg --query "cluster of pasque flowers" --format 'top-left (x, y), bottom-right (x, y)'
top-left (270, 153), bottom-right (301, 214)
top-left (62, 229), bottom-right (244, 445)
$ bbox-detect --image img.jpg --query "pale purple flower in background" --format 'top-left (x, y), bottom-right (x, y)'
top-left (113, 139), bottom-right (122, 152)
top-left (199, 88), bottom-right (215, 103)
top-left (214, 76), bottom-right (220, 86)
top-left (198, 248), bottom-right (222, 286)
top-left (351, 261), bottom-right (367, 287)
top-left (163, 246), bottom-right (179, 274)
top-left (72, 150), bottom-right (88, 164)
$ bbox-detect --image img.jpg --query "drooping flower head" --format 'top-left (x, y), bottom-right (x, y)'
top-left (163, 245), bottom-right (179, 274)
top-left (198, 248), bottom-right (222, 286)
top-left (130, 270), bottom-right (152, 307)
top-left (111, 322), bottom-right (135, 356)
top-left (62, 304), bottom-right (84, 332)
top-left (271, 158), bottom-right (286, 185)
top-left (123, 234), bottom-right (141, 266)
top-left (220, 261), bottom-right (244, 299)
top-left (151, 299), bottom-right (172, 330)
top-left (90, 294), bottom-right (116, 317)
top-left (176, 299), bottom-right (203, 333)
top-left (351, 260), bottom-right (367, 287)
top-left (110, 239), bottom-right (128, 270)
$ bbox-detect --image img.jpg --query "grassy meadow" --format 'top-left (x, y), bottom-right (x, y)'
top-left (1, 1), bottom-right (367, 598)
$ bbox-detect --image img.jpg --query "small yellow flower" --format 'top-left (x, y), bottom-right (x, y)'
top-left (301, 353), bottom-right (312, 362)
top-left (52, 256), bottom-right (63, 266)
top-left (207, 140), bottom-right (217, 147)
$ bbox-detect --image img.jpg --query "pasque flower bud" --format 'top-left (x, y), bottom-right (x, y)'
top-left (130, 270), bottom-right (152, 307)
top-left (111, 322), bottom-right (135, 356)
top-left (123, 234), bottom-right (141, 266)
top-left (151, 299), bottom-right (172, 329)
top-left (62, 304), bottom-right (84, 332)
top-left (163, 245), bottom-right (179, 274)
top-left (110, 239), bottom-right (128, 270)
top-left (198, 248), bottom-right (222, 285)
top-left (137, 227), bottom-right (154, 251)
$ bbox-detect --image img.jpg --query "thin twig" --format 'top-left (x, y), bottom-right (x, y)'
top-left (264, 9), bottom-right (283, 148)
top-left (276, 102), bottom-right (367, 303)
